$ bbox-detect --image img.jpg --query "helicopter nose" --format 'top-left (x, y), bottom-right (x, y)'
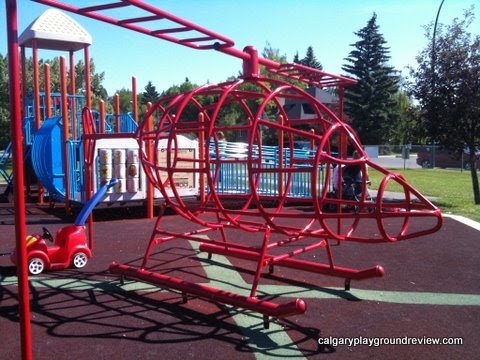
top-left (373, 171), bottom-right (442, 242)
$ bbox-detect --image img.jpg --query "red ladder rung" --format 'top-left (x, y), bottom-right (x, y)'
top-left (119, 15), bottom-right (164, 24)
top-left (179, 36), bottom-right (215, 44)
top-left (152, 27), bottom-right (191, 35)
top-left (79, 1), bottom-right (128, 13)
top-left (32, 0), bottom-right (236, 50)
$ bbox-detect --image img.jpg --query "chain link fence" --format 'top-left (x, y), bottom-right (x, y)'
top-left (364, 145), bottom-right (478, 171)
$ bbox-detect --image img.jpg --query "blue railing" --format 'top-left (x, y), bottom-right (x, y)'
top-left (209, 141), bottom-right (325, 198)
top-left (67, 139), bottom-right (83, 201)
top-left (0, 142), bottom-right (13, 185)
top-left (105, 112), bottom-right (138, 133)
top-left (22, 117), bottom-right (35, 145)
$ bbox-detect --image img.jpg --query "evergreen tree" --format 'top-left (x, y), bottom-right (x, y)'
top-left (342, 13), bottom-right (399, 144)
top-left (300, 46), bottom-right (322, 70)
top-left (142, 81), bottom-right (160, 105)
top-left (293, 51), bottom-right (300, 64)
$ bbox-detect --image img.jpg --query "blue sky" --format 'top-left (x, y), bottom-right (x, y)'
top-left (1, 0), bottom-right (479, 95)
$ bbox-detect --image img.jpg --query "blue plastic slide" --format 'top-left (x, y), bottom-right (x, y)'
top-left (30, 117), bottom-right (65, 199)
top-left (74, 179), bottom-right (119, 226)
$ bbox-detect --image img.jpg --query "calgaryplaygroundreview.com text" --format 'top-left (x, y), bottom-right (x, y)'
top-left (318, 336), bottom-right (464, 347)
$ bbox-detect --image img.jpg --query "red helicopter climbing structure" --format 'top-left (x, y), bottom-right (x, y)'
top-left (33, 0), bottom-right (442, 325)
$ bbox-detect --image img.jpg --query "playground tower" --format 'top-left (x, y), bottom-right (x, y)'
top-left (19, 9), bottom-right (92, 207)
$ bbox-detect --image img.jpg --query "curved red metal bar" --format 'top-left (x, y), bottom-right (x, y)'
top-left (109, 76), bottom-right (442, 319)
top-left (136, 76), bottom-right (442, 244)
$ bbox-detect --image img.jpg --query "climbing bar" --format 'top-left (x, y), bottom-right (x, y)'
top-left (199, 243), bottom-right (385, 281)
top-left (32, 0), bottom-right (235, 50)
top-left (266, 63), bottom-right (357, 88)
top-left (109, 262), bottom-right (307, 318)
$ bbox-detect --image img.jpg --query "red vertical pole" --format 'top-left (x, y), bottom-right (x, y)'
top-left (132, 76), bottom-right (138, 123)
top-left (20, 46), bottom-right (26, 117)
top-left (60, 57), bottom-right (71, 211)
top-left (309, 129), bottom-right (315, 149)
top-left (337, 130), bottom-right (346, 239)
top-left (114, 93), bottom-right (120, 132)
top-left (6, 1), bottom-right (33, 359)
top-left (69, 50), bottom-right (77, 140)
top-left (83, 120), bottom-right (94, 249)
top-left (84, 45), bottom-right (91, 108)
top-left (277, 115), bottom-right (284, 198)
top-left (99, 99), bottom-right (105, 133)
top-left (198, 112), bottom-right (205, 203)
top-left (32, 39), bottom-right (44, 204)
top-left (44, 63), bottom-right (51, 118)
top-left (338, 86), bottom-right (348, 243)
top-left (32, 41), bottom-right (40, 129)
top-left (83, 46), bottom-right (94, 246)
top-left (146, 102), bottom-right (154, 219)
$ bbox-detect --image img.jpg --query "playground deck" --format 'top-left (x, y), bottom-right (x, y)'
top-left (0, 195), bottom-right (479, 359)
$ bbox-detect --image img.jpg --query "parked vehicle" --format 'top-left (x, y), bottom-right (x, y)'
top-left (416, 146), bottom-right (480, 170)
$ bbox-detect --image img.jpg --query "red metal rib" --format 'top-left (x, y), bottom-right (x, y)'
top-left (267, 63), bottom-right (357, 88)
top-left (79, 2), bottom-right (128, 13)
top-left (110, 262), bottom-right (307, 318)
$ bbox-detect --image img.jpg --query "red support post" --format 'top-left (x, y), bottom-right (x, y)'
top-left (99, 99), bottom-right (105, 133)
top-left (32, 39), bottom-right (44, 204)
top-left (242, 45), bottom-right (259, 78)
top-left (32, 41), bottom-right (40, 129)
top-left (132, 76), bottom-right (138, 122)
top-left (146, 102), bottom-right (154, 219)
top-left (277, 115), bottom-right (284, 197)
top-left (198, 112), bottom-right (205, 203)
top-left (69, 50), bottom-right (77, 140)
top-left (84, 45), bottom-right (91, 108)
top-left (44, 63), bottom-right (51, 118)
top-left (6, 1), bottom-right (33, 358)
top-left (20, 46), bottom-right (26, 117)
top-left (60, 56), bottom-right (71, 211)
top-left (114, 93), bottom-right (120, 132)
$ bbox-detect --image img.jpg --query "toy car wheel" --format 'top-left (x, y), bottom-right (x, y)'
top-left (72, 252), bottom-right (88, 269)
top-left (28, 257), bottom-right (45, 275)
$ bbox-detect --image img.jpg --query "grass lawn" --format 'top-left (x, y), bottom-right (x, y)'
top-left (369, 168), bottom-right (480, 223)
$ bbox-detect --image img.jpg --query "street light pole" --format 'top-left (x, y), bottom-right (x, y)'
top-left (431, 0), bottom-right (445, 169)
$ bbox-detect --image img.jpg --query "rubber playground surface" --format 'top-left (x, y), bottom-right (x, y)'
top-left (0, 200), bottom-right (479, 359)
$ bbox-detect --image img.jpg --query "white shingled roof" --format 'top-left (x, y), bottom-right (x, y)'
top-left (19, 9), bottom-right (92, 51)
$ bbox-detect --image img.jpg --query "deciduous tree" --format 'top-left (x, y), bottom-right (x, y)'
top-left (409, 8), bottom-right (480, 204)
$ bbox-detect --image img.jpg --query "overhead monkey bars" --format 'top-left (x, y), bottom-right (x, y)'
top-left (32, 0), bottom-right (356, 88)
top-left (31, 0), bottom-right (235, 50)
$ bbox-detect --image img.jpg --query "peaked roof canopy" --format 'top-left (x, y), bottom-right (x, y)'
top-left (19, 9), bottom-right (92, 51)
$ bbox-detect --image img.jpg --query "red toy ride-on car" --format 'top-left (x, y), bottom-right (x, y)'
top-left (11, 179), bottom-right (118, 275)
